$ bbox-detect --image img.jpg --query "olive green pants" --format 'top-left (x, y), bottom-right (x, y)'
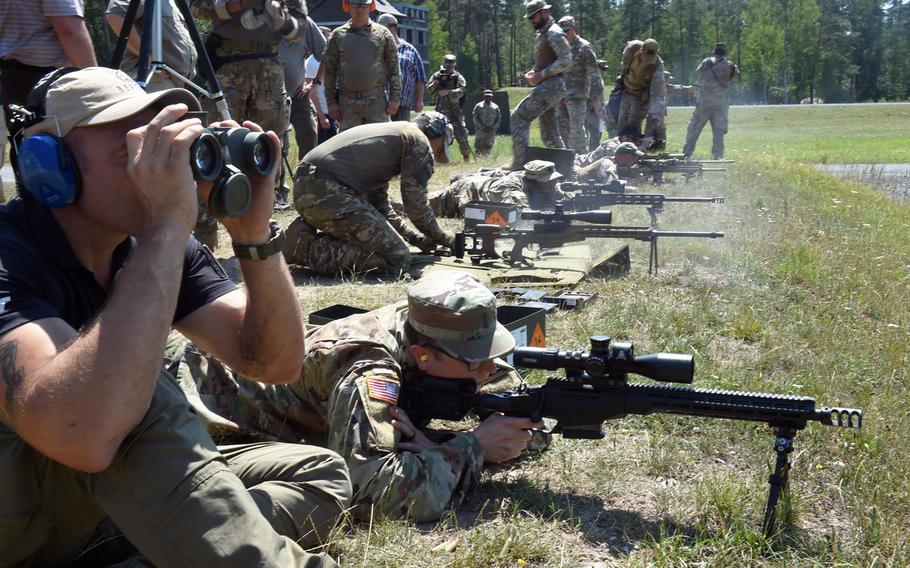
top-left (0, 370), bottom-right (351, 567)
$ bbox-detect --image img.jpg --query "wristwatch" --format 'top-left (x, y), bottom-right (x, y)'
top-left (232, 220), bottom-right (286, 261)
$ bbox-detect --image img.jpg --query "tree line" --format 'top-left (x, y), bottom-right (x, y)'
top-left (78, 0), bottom-right (909, 104)
top-left (424, 0), bottom-right (910, 104)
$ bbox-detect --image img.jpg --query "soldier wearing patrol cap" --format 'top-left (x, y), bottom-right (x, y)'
top-left (472, 89), bottom-right (501, 156)
top-left (575, 141), bottom-right (646, 184)
top-left (323, 0), bottom-right (401, 131)
top-left (164, 270), bottom-right (544, 522)
top-left (509, 0), bottom-right (572, 170)
top-left (428, 159), bottom-right (567, 217)
top-left (556, 15), bottom-right (600, 154)
top-left (683, 42), bottom-right (739, 159)
top-left (617, 38), bottom-right (666, 136)
top-left (427, 54), bottom-right (472, 161)
top-left (284, 112), bottom-right (455, 276)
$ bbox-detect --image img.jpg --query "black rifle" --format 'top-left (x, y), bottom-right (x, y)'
top-left (399, 336), bottom-right (863, 537)
top-left (559, 185), bottom-right (725, 227)
top-left (629, 157), bottom-right (732, 184)
top-left (452, 206), bottom-right (724, 274)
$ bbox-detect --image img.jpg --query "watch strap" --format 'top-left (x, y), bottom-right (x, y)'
top-left (232, 220), bottom-right (285, 261)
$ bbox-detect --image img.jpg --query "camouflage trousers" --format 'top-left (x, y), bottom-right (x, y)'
top-left (338, 87), bottom-right (389, 132)
top-left (558, 97), bottom-right (589, 154)
top-left (510, 76), bottom-right (566, 169)
top-left (287, 174), bottom-right (412, 276)
top-left (196, 54), bottom-right (291, 244)
top-left (0, 356), bottom-right (349, 567)
top-left (442, 106), bottom-right (472, 160)
top-left (584, 102), bottom-right (603, 152)
top-left (617, 91), bottom-right (648, 134)
top-left (645, 113), bottom-right (667, 150)
top-left (683, 99), bottom-right (729, 159)
top-left (474, 127), bottom-right (496, 155)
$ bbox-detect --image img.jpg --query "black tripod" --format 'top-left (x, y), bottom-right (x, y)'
top-left (109, 0), bottom-right (231, 121)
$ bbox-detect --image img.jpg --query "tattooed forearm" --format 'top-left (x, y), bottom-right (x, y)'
top-left (0, 340), bottom-right (26, 425)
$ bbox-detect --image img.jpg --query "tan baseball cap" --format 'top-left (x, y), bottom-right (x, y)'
top-left (24, 67), bottom-right (200, 138)
top-left (615, 141), bottom-right (645, 157)
top-left (407, 271), bottom-right (515, 362)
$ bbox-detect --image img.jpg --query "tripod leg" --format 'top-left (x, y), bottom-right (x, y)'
top-left (173, 0), bottom-right (231, 120)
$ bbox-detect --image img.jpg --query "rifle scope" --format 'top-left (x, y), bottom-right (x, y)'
top-left (521, 208), bottom-right (613, 225)
top-left (513, 335), bottom-right (694, 384)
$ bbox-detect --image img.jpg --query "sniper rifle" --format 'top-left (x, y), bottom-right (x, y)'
top-left (627, 157), bottom-right (733, 184)
top-left (399, 335), bottom-right (863, 537)
top-left (559, 183), bottom-right (725, 227)
top-left (452, 205), bottom-right (724, 274)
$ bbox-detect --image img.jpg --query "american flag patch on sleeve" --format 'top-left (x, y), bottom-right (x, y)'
top-left (366, 376), bottom-right (400, 405)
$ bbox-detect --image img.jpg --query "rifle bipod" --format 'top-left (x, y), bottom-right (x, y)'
top-left (761, 426), bottom-right (797, 537)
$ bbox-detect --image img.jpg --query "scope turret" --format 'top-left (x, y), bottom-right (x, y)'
top-left (512, 336), bottom-right (694, 384)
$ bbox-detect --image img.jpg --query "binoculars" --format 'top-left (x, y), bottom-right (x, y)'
top-left (188, 119), bottom-right (278, 218)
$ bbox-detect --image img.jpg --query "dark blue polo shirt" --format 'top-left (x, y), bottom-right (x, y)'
top-left (0, 197), bottom-right (237, 337)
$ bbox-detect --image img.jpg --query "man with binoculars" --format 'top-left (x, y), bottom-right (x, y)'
top-left (0, 67), bottom-right (350, 566)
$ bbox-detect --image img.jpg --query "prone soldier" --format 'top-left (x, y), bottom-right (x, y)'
top-left (509, 0), bottom-right (571, 170)
top-left (323, 0), bottom-right (401, 131)
top-left (556, 16), bottom-right (600, 154)
top-left (575, 141), bottom-right (647, 184)
top-left (283, 111), bottom-right (455, 277)
top-left (427, 54), bottom-right (471, 162)
top-left (167, 271), bottom-right (545, 522)
top-left (429, 160), bottom-right (566, 217)
top-left (472, 89), bottom-right (500, 156)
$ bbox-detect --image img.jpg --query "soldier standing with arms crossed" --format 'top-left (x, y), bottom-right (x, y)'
top-left (683, 42), bottom-right (739, 159)
top-left (472, 89), bottom-right (501, 156)
top-left (557, 15), bottom-right (599, 154)
top-left (508, 0), bottom-right (571, 171)
top-left (323, 0), bottom-right (400, 131)
top-left (427, 54), bottom-right (471, 162)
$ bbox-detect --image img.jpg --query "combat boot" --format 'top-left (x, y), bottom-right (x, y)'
top-left (283, 216), bottom-right (317, 265)
top-left (274, 187), bottom-right (292, 211)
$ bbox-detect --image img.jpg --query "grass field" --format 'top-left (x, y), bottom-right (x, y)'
top-left (5, 102), bottom-right (908, 566)
top-left (282, 102), bottom-right (908, 567)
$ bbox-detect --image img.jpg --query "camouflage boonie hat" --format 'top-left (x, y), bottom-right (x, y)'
top-left (642, 38), bottom-right (659, 64)
top-left (523, 160), bottom-right (563, 182)
top-left (615, 142), bottom-right (645, 158)
top-left (483, 89), bottom-right (494, 97)
top-left (407, 271), bottom-right (515, 362)
top-left (443, 54), bottom-right (456, 64)
top-left (557, 15), bottom-right (575, 28)
top-left (524, 0), bottom-right (551, 18)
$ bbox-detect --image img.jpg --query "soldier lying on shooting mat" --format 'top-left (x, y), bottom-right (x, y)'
top-left (283, 111), bottom-right (456, 277)
top-left (574, 142), bottom-right (647, 184)
top-left (575, 124), bottom-right (652, 168)
top-left (428, 160), bottom-right (567, 217)
top-left (167, 271), bottom-right (546, 522)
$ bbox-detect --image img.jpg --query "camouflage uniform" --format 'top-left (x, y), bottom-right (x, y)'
top-left (191, 0), bottom-right (303, 244)
top-left (323, 19), bottom-right (400, 131)
top-left (646, 77), bottom-right (693, 150)
top-left (617, 39), bottom-right (666, 135)
top-left (429, 160), bottom-right (565, 217)
top-left (575, 135), bottom-right (623, 167)
top-left (683, 53), bottom-right (739, 159)
top-left (426, 67), bottom-right (470, 160)
top-left (585, 67), bottom-right (606, 151)
top-left (510, 15), bottom-right (571, 169)
top-left (576, 142), bottom-right (643, 184)
top-left (472, 98), bottom-right (501, 155)
top-left (286, 121), bottom-right (451, 276)
top-left (558, 32), bottom-right (599, 154)
top-left (166, 271), bottom-right (528, 522)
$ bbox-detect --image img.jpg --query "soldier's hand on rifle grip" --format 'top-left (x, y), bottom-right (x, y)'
top-left (390, 406), bottom-right (438, 452)
top-left (473, 413), bottom-right (543, 462)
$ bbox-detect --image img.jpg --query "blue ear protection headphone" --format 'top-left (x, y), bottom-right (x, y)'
top-left (14, 67), bottom-right (82, 208)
